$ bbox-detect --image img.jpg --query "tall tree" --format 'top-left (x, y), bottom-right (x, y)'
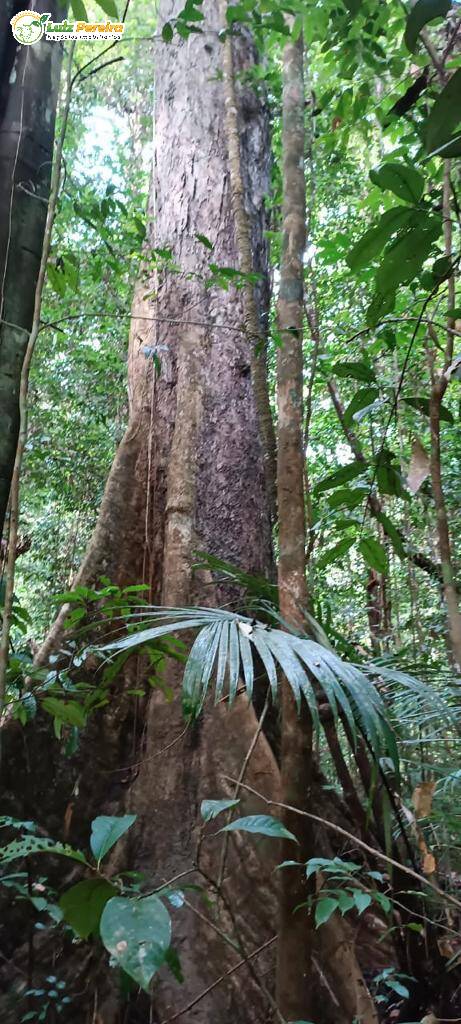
top-left (2, 3), bottom-right (280, 1019)
top-left (0, 2), bottom-right (63, 538)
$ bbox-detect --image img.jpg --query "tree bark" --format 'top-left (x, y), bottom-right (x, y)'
top-left (1, 4), bottom-right (278, 1021)
top-left (0, 2), bottom-right (63, 538)
top-left (275, 28), bottom-right (315, 1022)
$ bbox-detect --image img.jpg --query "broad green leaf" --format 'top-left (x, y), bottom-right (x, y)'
top-left (100, 895), bottom-right (171, 991)
top-left (375, 218), bottom-right (440, 293)
top-left (366, 289), bottom-right (396, 327)
top-left (385, 978), bottom-right (410, 998)
top-left (427, 132), bottom-right (461, 159)
top-left (370, 161), bottom-right (424, 204)
top-left (359, 536), bottom-right (388, 574)
top-left (317, 537), bottom-right (355, 570)
top-left (96, 0), bottom-right (119, 16)
top-left (332, 361), bottom-right (376, 383)
top-left (376, 461), bottom-right (408, 500)
top-left (374, 891), bottom-right (392, 913)
top-left (353, 890), bottom-right (372, 915)
top-left (404, 0), bottom-right (450, 51)
top-left (220, 814), bottom-right (298, 843)
top-left (337, 891), bottom-right (355, 915)
top-left (70, 0), bottom-right (88, 17)
top-left (343, 388), bottom-right (379, 425)
top-left (90, 815), bottom-right (137, 864)
top-left (41, 698), bottom-right (86, 729)
top-left (200, 798), bottom-right (240, 822)
top-left (315, 460), bottom-right (364, 494)
top-left (60, 879), bottom-right (117, 938)
top-left (327, 487), bottom-right (368, 509)
top-left (425, 68), bottom-right (461, 154)
top-left (346, 207), bottom-right (413, 272)
top-left (161, 21), bottom-right (173, 42)
top-left (315, 897), bottom-right (338, 927)
top-left (47, 264), bottom-right (66, 298)
top-left (403, 394), bottom-right (454, 424)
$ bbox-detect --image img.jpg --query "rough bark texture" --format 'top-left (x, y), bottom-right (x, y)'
top-left (1, 5), bottom-right (278, 1021)
top-left (221, 12), bottom-right (277, 525)
top-left (0, 2), bottom-right (63, 538)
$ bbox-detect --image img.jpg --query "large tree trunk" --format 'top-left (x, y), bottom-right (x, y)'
top-left (2, 4), bottom-right (279, 1021)
top-left (0, 3), bottom-right (63, 538)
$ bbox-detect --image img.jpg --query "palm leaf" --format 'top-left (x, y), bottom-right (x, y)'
top-left (99, 607), bottom-right (391, 755)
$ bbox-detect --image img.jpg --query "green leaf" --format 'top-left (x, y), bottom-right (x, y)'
top-left (376, 460), bottom-right (408, 500)
top-left (374, 891), bottom-right (392, 913)
top-left (403, 394), bottom-right (454, 424)
top-left (317, 537), bottom-right (355, 571)
top-left (366, 289), bottom-right (396, 327)
top-left (343, 388), bottom-right (379, 425)
top-left (315, 897), bottom-right (338, 927)
top-left (359, 536), bottom-right (388, 574)
top-left (427, 132), bottom-right (461, 159)
top-left (315, 460), bottom-right (364, 493)
top-left (404, 0), bottom-right (450, 51)
top-left (425, 68), bottom-right (461, 155)
top-left (96, 0), bottom-right (119, 16)
top-left (220, 814), bottom-right (298, 843)
top-left (332, 361), bottom-right (376, 383)
top-left (195, 233), bottom-right (214, 250)
top-left (346, 207), bottom-right (413, 272)
top-left (327, 487), bottom-right (368, 509)
top-left (90, 815), bottom-right (137, 865)
top-left (375, 217), bottom-right (441, 293)
top-left (161, 21), bottom-right (173, 42)
top-left (100, 895), bottom-right (171, 992)
top-left (370, 161), bottom-right (425, 204)
top-left (337, 891), bottom-right (355, 915)
top-left (374, 512), bottom-right (406, 560)
top-left (0, 836), bottom-right (85, 865)
top-left (353, 890), bottom-right (372, 915)
top-left (60, 879), bottom-right (117, 938)
top-left (41, 698), bottom-right (86, 729)
top-left (200, 798), bottom-right (240, 822)
top-left (385, 978), bottom-right (410, 998)
top-left (70, 0), bottom-right (88, 17)
top-left (47, 264), bottom-right (66, 298)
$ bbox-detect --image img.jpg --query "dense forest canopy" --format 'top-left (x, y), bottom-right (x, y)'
top-left (1, 0), bottom-right (461, 1022)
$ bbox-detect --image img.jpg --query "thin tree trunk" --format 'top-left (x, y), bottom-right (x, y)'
top-left (275, 29), bottom-right (314, 1021)
top-left (429, 162), bottom-right (461, 670)
top-left (0, 3), bottom-right (63, 538)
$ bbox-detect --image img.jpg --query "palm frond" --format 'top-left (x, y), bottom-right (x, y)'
top-left (98, 607), bottom-right (394, 760)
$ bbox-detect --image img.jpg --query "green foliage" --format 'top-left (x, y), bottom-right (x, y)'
top-left (60, 879), bottom-right (117, 938)
top-left (100, 895), bottom-right (171, 991)
top-left (90, 814), bottom-right (137, 865)
top-left (201, 798), bottom-right (240, 822)
top-left (99, 606), bottom-right (393, 756)
top-left (219, 814), bottom-right (298, 842)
